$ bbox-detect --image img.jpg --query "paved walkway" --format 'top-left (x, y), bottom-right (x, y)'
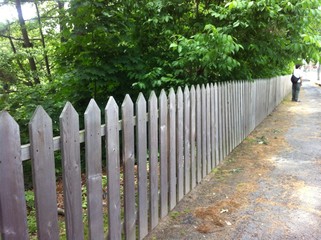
top-left (146, 73), bottom-right (321, 240)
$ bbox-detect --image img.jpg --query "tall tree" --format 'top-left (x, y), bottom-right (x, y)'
top-left (15, 0), bottom-right (40, 84)
top-left (35, 1), bottom-right (51, 79)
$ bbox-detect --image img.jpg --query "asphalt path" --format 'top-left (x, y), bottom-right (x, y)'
top-left (228, 76), bottom-right (321, 239)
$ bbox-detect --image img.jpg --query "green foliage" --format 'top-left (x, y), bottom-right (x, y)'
top-left (169, 24), bottom-right (242, 84)
top-left (25, 190), bottom-right (37, 235)
top-left (208, 0), bottom-right (321, 79)
top-left (0, 0), bottom-right (320, 173)
top-left (1, 81), bottom-right (64, 143)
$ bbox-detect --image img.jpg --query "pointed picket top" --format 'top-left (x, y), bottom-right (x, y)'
top-left (177, 86), bottom-right (183, 114)
top-left (136, 93), bottom-right (147, 125)
top-left (122, 94), bottom-right (134, 109)
top-left (0, 111), bottom-right (20, 136)
top-left (0, 111), bottom-right (21, 159)
top-left (85, 99), bottom-right (100, 118)
top-left (159, 89), bottom-right (168, 113)
top-left (29, 105), bottom-right (52, 127)
top-left (159, 89), bottom-right (167, 102)
top-left (168, 88), bottom-right (176, 107)
top-left (177, 86), bottom-right (183, 97)
top-left (191, 85), bottom-right (196, 95)
top-left (149, 90), bottom-right (157, 104)
top-left (105, 96), bottom-right (119, 116)
top-left (122, 94), bottom-right (134, 128)
top-left (136, 92), bottom-right (146, 106)
top-left (169, 87), bottom-right (175, 98)
top-left (206, 84), bottom-right (211, 97)
top-left (148, 91), bottom-right (157, 112)
top-left (60, 101), bottom-right (79, 123)
top-left (196, 84), bottom-right (201, 92)
top-left (184, 85), bottom-right (190, 95)
top-left (201, 84), bottom-right (206, 92)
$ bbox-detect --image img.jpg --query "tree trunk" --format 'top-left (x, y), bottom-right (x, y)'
top-left (195, 0), bottom-right (200, 19)
top-left (15, 0), bottom-right (40, 85)
top-left (8, 36), bottom-right (33, 86)
top-left (35, 1), bottom-right (51, 79)
top-left (57, 1), bottom-right (66, 43)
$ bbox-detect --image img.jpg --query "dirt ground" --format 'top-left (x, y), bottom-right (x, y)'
top-left (145, 76), bottom-right (321, 240)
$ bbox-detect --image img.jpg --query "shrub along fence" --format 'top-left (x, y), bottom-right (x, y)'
top-left (0, 77), bottom-right (291, 240)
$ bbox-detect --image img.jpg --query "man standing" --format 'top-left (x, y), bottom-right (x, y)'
top-left (292, 64), bottom-right (303, 102)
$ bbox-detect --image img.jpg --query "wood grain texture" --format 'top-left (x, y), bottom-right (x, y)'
top-left (105, 97), bottom-right (121, 240)
top-left (195, 85), bottom-right (202, 183)
top-left (122, 95), bottom-right (136, 240)
top-left (59, 102), bottom-right (84, 240)
top-left (29, 106), bottom-right (59, 240)
top-left (84, 99), bottom-right (104, 240)
top-left (159, 90), bottom-right (168, 218)
top-left (190, 86), bottom-right (196, 188)
top-left (136, 93), bottom-right (148, 239)
top-left (206, 84), bottom-right (211, 173)
top-left (176, 87), bottom-right (184, 201)
top-left (148, 91), bottom-right (159, 229)
top-left (168, 88), bottom-right (177, 210)
top-left (184, 86), bottom-right (191, 194)
top-left (0, 111), bottom-right (28, 239)
top-left (201, 85), bottom-right (207, 177)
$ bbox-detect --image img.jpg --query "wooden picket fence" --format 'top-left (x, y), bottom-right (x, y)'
top-left (0, 77), bottom-right (291, 240)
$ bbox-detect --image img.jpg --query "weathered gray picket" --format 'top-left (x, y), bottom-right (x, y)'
top-left (29, 106), bottom-right (59, 240)
top-left (0, 111), bottom-right (28, 239)
top-left (195, 85), bottom-right (202, 183)
top-left (201, 85), bottom-right (207, 176)
top-left (184, 86), bottom-right (191, 194)
top-left (60, 102), bottom-right (84, 240)
top-left (168, 88), bottom-right (177, 210)
top-left (105, 97), bottom-right (121, 240)
top-left (190, 86), bottom-right (196, 189)
top-left (159, 90), bottom-right (168, 219)
top-left (210, 84), bottom-right (215, 168)
top-left (148, 91), bottom-right (159, 230)
top-left (136, 93), bottom-right (148, 240)
top-left (0, 78), bottom-right (292, 240)
top-left (122, 95), bottom-right (136, 240)
top-left (84, 99), bottom-right (104, 240)
top-left (176, 87), bottom-right (184, 201)
top-left (206, 84), bottom-right (211, 173)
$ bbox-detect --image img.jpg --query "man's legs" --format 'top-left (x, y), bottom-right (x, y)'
top-left (292, 83), bottom-right (296, 101)
top-left (294, 83), bottom-right (301, 101)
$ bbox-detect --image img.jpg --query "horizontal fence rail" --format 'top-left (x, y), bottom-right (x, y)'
top-left (0, 77), bottom-right (291, 239)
